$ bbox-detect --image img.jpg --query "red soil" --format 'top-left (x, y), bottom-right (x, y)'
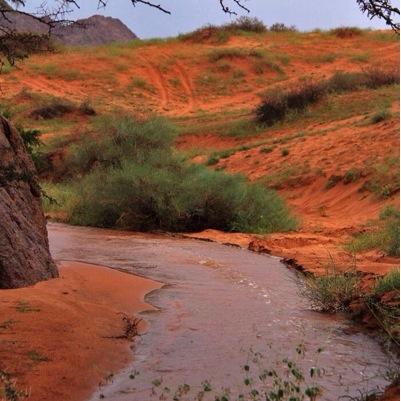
top-left (0, 261), bottom-right (162, 401)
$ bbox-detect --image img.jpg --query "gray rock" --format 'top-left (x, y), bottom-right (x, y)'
top-left (0, 116), bottom-right (58, 289)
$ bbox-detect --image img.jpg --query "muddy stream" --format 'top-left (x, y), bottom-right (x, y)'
top-left (48, 223), bottom-right (392, 401)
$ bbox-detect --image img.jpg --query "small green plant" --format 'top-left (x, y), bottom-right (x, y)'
top-left (129, 77), bottom-right (155, 92)
top-left (350, 52), bottom-right (370, 63)
top-left (281, 148), bottom-right (289, 157)
top-left (343, 168), bottom-right (362, 184)
top-left (270, 22), bottom-right (297, 32)
top-left (362, 157), bottom-right (400, 198)
top-left (30, 63), bottom-right (82, 81)
top-left (260, 146), bottom-right (273, 154)
top-left (150, 346), bottom-right (322, 401)
top-left (325, 175), bottom-right (343, 189)
top-left (27, 350), bottom-right (50, 362)
top-left (365, 269), bottom-right (400, 345)
top-left (370, 109), bottom-right (392, 124)
top-left (374, 269), bottom-right (400, 296)
top-left (301, 263), bottom-right (360, 312)
top-left (346, 206), bottom-right (400, 257)
top-left (206, 155), bottom-right (220, 165)
top-left (15, 300), bottom-right (40, 313)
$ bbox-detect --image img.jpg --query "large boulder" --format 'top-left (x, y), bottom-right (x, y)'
top-left (0, 116), bottom-right (58, 289)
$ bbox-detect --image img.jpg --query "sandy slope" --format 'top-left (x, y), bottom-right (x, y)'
top-left (0, 261), bottom-right (162, 401)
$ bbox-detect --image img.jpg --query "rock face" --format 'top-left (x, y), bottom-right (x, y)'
top-left (0, 116), bottom-right (58, 289)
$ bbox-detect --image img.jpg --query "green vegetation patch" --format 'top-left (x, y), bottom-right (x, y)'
top-left (345, 206), bottom-right (400, 257)
top-left (256, 69), bottom-right (399, 126)
top-left (43, 115), bottom-right (297, 234)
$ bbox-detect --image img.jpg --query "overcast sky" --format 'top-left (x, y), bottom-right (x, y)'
top-left (26, 0), bottom-right (391, 38)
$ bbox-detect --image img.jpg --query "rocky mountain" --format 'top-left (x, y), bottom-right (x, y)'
top-left (0, 10), bottom-right (137, 46)
top-left (0, 116), bottom-right (58, 289)
top-left (52, 15), bottom-right (137, 46)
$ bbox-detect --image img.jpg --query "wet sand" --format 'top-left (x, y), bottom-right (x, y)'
top-left (0, 261), bottom-right (162, 401)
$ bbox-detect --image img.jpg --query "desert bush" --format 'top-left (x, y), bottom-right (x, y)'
top-left (179, 17), bottom-right (267, 43)
top-left (325, 174), bottom-right (343, 189)
top-left (30, 100), bottom-right (74, 120)
top-left (281, 148), bottom-right (289, 157)
top-left (256, 69), bottom-right (399, 125)
top-left (326, 71), bottom-right (366, 92)
top-left (30, 97), bottom-right (96, 120)
top-left (362, 157), bottom-right (400, 199)
top-left (346, 206), bottom-right (400, 257)
top-left (301, 267), bottom-right (360, 312)
top-left (370, 109), bottom-right (392, 124)
top-left (256, 81), bottom-right (326, 125)
top-left (225, 16), bottom-right (267, 33)
top-left (343, 168), bottom-right (362, 184)
top-left (330, 26), bottom-right (363, 38)
top-left (48, 115), bottom-right (297, 233)
top-left (62, 116), bottom-right (177, 177)
top-left (363, 67), bottom-right (400, 89)
top-left (270, 23), bottom-right (297, 32)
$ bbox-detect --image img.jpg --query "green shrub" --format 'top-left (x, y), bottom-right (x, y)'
top-left (256, 81), bottom-right (326, 125)
top-left (374, 269), bottom-right (400, 296)
top-left (346, 206), bottom-right (400, 257)
top-left (49, 115), bottom-right (297, 234)
top-left (362, 157), bottom-right (400, 199)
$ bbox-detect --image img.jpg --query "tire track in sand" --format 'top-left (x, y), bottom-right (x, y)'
top-left (139, 55), bottom-right (169, 110)
top-left (173, 60), bottom-right (198, 114)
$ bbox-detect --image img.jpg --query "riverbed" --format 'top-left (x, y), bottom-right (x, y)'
top-left (48, 222), bottom-right (392, 401)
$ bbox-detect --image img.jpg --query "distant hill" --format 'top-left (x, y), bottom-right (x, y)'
top-left (52, 15), bottom-right (137, 46)
top-left (0, 11), bottom-right (137, 45)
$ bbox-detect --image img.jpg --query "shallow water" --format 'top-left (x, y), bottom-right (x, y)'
top-left (48, 222), bottom-right (392, 401)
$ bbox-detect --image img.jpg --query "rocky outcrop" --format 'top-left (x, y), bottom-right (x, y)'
top-left (0, 116), bottom-right (58, 289)
top-left (52, 15), bottom-right (137, 46)
top-left (0, 12), bottom-right (137, 46)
